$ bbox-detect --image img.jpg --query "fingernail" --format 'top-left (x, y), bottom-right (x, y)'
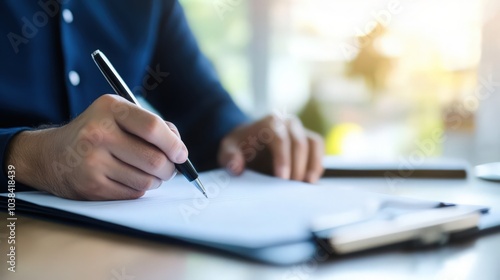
top-left (174, 146), bottom-right (188, 163)
top-left (168, 170), bottom-right (178, 181)
top-left (305, 171), bottom-right (317, 183)
top-left (149, 179), bottom-right (162, 190)
top-left (227, 159), bottom-right (242, 175)
top-left (277, 166), bottom-right (290, 180)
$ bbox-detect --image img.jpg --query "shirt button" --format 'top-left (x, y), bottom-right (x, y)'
top-left (69, 71), bottom-right (80, 86)
top-left (62, 9), bottom-right (74, 23)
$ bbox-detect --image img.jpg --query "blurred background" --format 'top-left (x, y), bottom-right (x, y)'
top-left (179, 0), bottom-right (500, 165)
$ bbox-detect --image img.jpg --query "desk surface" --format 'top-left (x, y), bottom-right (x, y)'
top-left (2, 174), bottom-right (500, 280)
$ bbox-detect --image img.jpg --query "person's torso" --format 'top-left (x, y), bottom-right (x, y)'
top-left (0, 0), bottom-right (165, 127)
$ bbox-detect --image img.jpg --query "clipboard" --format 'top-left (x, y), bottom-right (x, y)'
top-left (1, 196), bottom-right (498, 265)
top-left (311, 204), bottom-right (489, 255)
top-left (1, 170), bottom-right (499, 265)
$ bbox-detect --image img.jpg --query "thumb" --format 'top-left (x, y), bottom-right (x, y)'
top-left (218, 139), bottom-right (246, 175)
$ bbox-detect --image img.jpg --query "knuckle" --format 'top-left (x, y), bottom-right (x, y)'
top-left (268, 113), bottom-right (282, 122)
top-left (147, 152), bottom-right (168, 172)
top-left (266, 114), bottom-right (277, 124)
top-left (220, 136), bottom-right (236, 149)
top-left (78, 122), bottom-right (97, 137)
top-left (78, 123), bottom-right (104, 145)
top-left (219, 137), bottom-right (230, 148)
top-left (95, 94), bottom-right (116, 109)
top-left (83, 152), bottom-right (99, 167)
top-left (287, 116), bottom-right (303, 130)
top-left (143, 115), bottom-right (163, 139)
top-left (289, 128), bottom-right (307, 149)
top-left (263, 114), bottom-right (280, 129)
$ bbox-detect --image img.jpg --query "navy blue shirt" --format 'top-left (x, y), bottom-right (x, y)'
top-left (0, 0), bottom-right (248, 192)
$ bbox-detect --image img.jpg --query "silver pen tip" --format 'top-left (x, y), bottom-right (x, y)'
top-left (194, 178), bottom-right (208, 199)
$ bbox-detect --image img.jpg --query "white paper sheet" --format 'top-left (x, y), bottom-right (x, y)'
top-left (2, 170), bottom-right (439, 249)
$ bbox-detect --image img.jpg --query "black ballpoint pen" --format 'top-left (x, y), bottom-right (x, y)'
top-left (91, 49), bottom-right (208, 198)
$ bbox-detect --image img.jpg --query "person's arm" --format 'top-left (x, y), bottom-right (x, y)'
top-left (1, 127), bottom-right (33, 193)
top-left (144, 1), bottom-right (249, 171)
top-left (145, 1), bottom-right (324, 182)
top-left (3, 95), bottom-right (188, 200)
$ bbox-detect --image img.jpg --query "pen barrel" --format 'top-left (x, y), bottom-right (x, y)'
top-left (175, 160), bottom-right (198, 182)
top-left (91, 50), bottom-right (141, 106)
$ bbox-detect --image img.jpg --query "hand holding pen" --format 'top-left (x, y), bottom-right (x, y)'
top-left (8, 94), bottom-right (199, 200)
top-left (92, 50), bottom-right (207, 198)
top-left (4, 50), bottom-right (207, 201)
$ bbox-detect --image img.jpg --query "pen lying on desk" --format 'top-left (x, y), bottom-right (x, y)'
top-left (91, 49), bottom-right (208, 198)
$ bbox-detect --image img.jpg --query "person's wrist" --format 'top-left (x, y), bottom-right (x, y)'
top-left (5, 129), bottom-right (56, 192)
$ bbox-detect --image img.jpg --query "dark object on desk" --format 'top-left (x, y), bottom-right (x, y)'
top-left (323, 157), bottom-right (468, 179)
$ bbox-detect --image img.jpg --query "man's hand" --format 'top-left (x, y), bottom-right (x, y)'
top-left (217, 115), bottom-right (324, 183)
top-left (6, 94), bottom-right (187, 200)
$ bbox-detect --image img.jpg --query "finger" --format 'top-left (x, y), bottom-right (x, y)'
top-left (106, 153), bottom-right (163, 192)
top-left (97, 178), bottom-right (146, 200)
top-left (165, 121), bottom-right (181, 139)
top-left (110, 97), bottom-right (188, 164)
top-left (287, 118), bottom-right (309, 181)
top-left (218, 138), bottom-right (246, 175)
top-left (304, 131), bottom-right (325, 183)
top-left (107, 129), bottom-right (176, 180)
top-left (266, 115), bottom-right (291, 179)
top-left (78, 174), bottom-right (146, 201)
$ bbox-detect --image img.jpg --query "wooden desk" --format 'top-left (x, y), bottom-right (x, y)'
top-left (2, 175), bottom-right (500, 280)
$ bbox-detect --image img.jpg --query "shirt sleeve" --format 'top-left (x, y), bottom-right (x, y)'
top-left (0, 127), bottom-right (35, 193)
top-left (145, 1), bottom-right (250, 171)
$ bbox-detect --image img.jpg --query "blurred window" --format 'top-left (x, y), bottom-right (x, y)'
top-left (182, 0), bottom-right (484, 160)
